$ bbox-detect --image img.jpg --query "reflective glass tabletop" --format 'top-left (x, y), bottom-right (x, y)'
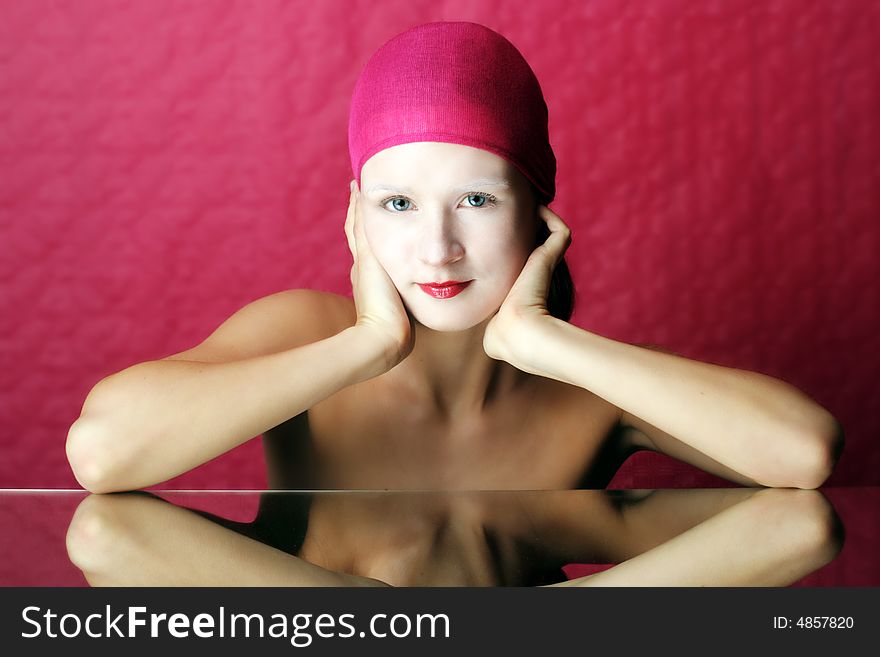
top-left (1, 487), bottom-right (875, 587)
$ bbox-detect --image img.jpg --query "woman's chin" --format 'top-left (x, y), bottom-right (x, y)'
top-left (401, 284), bottom-right (503, 333)
top-left (409, 306), bottom-right (497, 333)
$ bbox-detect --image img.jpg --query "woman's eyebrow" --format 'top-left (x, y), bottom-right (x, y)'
top-left (365, 180), bottom-right (512, 194)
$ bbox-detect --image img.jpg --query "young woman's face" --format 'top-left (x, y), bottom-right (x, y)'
top-left (359, 142), bottom-right (538, 332)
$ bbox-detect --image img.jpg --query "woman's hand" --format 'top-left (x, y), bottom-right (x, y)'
top-left (483, 204), bottom-right (571, 367)
top-left (345, 179), bottom-right (415, 368)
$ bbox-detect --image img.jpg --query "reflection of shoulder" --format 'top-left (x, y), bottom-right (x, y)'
top-left (251, 492), bottom-right (312, 558)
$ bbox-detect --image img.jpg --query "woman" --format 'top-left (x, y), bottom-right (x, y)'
top-left (66, 21), bottom-right (843, 494)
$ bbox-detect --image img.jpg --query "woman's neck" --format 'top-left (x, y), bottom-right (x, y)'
top-left (388, 317), bottom-right (525, 422)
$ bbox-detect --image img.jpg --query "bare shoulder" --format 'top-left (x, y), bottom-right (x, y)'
top-left (282, 288), bottom-right (355, 332)
top-left (161, 288), bottom-right (356, 363)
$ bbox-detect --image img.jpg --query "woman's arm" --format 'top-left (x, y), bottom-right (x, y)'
top-left (513, 318), bottom-right (843, 489)
top-left (483, 204), bottom-right (841, 489)
top-left (66, 290), bottom-right (391, 494)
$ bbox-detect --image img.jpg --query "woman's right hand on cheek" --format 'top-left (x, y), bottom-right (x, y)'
top-left (345, 179), bottom-right (415, 368)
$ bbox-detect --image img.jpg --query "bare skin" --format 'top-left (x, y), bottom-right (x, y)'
top-left (261, 291), bottom-right (631, 492)
top-left (280, 143), bottom-right (630, 490)
top-left (67, 143), bottom-right (838, 495)
top-left (66, 486), bottom-right (843, 587)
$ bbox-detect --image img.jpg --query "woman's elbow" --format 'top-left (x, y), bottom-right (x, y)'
top-left (782, 421), bottom-right (844, 490)
top-left (800, 419), bottom-right (844, 489)
top-left (752, 419), bottom-right (844, 490)
top-left (66, 417), bottom-right (133, 494)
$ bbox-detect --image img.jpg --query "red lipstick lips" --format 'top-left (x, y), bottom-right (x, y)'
top-left (417, 280), bottom-right (472, 299)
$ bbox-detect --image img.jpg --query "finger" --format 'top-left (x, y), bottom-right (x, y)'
top-left (537, 205), bottom-right (572, 265)
top-left (511, 247), bottom-right (554, 303)
top-left (344, 186), bottom-right (357, 258)
top-left (542, 230), bottom-right (572, 267)
top-left (538, 204), bottom-right (571, 235)
top-left (352, 189), bottom-right (371, 258)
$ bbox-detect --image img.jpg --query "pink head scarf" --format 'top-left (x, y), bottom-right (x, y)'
top-left (348, 21), bottom-right (556, 205)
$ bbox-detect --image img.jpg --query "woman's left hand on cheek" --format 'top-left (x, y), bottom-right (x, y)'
top-left (483, 204), bottom-right (571, 366)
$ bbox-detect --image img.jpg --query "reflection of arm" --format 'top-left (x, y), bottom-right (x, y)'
top-left (611, 488), bottom-right (763, 560)
top-left (66, 493), bottom-right (389, 587)
top-left (545, 489), bottom-right (843, 586)
top-left (514, 488), bottom-right (760, 566)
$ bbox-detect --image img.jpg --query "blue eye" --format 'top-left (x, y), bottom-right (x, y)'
top-left (380, 192), bottom-right (498, 213)
top-left (387, 197), bottom-right (412, 212)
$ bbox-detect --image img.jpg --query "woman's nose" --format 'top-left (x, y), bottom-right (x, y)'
top-left (417, 214), bottom-right (464, 265)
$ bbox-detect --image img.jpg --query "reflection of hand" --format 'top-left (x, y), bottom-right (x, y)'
top-left (483, 204), bottom-right (571, 368)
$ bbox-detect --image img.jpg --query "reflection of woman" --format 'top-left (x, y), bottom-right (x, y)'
top-left (66, 488), bottom-right (843, 587)
top-left (66, 22), bottom-right (843, 494)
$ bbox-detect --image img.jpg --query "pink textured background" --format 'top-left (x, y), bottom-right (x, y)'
top-left (1, 0), bottom-right (877, 490)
